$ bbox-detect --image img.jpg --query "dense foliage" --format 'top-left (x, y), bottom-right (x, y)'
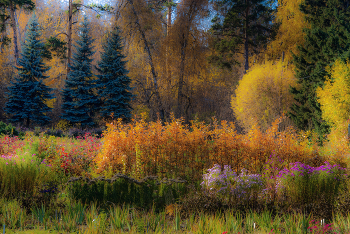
top-left (0, 0), bottom-right (349, 148)
top-left (231, 60), bottom-right (298, 132)
top-left (288, 0), bottom-right (350, 146)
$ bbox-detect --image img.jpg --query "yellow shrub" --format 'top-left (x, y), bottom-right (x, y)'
top-left (55, 119), bottom-right (72, 131)
top-left (231, 59), bottom-right (300, 133)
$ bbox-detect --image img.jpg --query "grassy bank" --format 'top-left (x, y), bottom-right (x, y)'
top-left (1, 115), bottom-right (350, 233)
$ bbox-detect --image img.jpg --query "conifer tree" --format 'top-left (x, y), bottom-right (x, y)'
top-left (209, 0), bottom-right (276, 73)
top-left (61, 15), bottom-right (100, 128)
top-left (288, 0), bottom-right (350, 146)
top-left (95, 25), bottom-right (135, 123)
top-left (4, 13), bottom-right (54, 128)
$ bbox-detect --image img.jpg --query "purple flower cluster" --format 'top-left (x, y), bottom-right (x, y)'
top-left (276, 161), bottom-right (346, 182)
top-left (231, 168), bottom-right (265, 199)
top-left (308, 219), bottom-right (341, 233)
top-left (201, 159), bottom-right (348, 204)
top-left (201, 164), bottom-right (265, 202)
top-left (262, 160), bottom-right (348, 204)
top-left (201, 164), bottom-right (237, 194)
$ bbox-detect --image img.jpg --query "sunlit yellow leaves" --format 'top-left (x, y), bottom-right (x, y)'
top-left (316, 59), bottom-right (350, 131)
top-left (231, 59), bottom-right (299, 132)
top-left (265, 0), bottom-right (309, 62)
top-left (315, 59), bottom-right (350, 156)
top-left (44, 97), bottom-right (56, 109)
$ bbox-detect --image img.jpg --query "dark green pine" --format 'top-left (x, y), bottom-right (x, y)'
top-left (95, 25), bottom-right (135, 124)
top-left (4, 13), bottom-right (54, 128)
top-left (61, 15), bottom-right (101, 129)
top-left (208, 0), bottom-right (276, 72)
top-left (288, 0), bottom-right (350, 146)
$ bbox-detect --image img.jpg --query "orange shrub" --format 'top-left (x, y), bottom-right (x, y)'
top-left (93, 112), bottom-right (216, 181)
top-left (93, 112), bottom-right (346, 183)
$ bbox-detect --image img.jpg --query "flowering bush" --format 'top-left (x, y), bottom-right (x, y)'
top-left (200, 160), bottom-right (347, 208)
top-left (200, 164), bottom-right (265, 204)
top-left (275, 161), bottom-right (347, 207)
top-left (259, 153), bottom-right (292, 201)
top-left (201, 164), bottom-right (237, 196)
top-left (0, 135), bottom-right (25, 156)
top-left (46, 147), bottom-right (74, 176)
top-left (233, 168), bottom-right (265, 202)
top-left (45, 133), bottom-right (101, 177)
top-left (307, 220), bottom-right (340, 234)
top-left (59, 147), bottom-right (73, 175)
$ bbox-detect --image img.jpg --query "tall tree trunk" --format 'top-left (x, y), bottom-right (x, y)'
top-left (67, 0), bottom-right (73, 75)
top-left (0, 17), bottom-right (5, 54)
top-left (243, 0), bottom-right (249, 74)
top-left (176, 32), bottom-right (186, 120)
top-left (166, 1), bottom-right (172, 90)
top-left (176, 1), bottom-right (196, 122)
top-left (9, 2), bottom-right (19, 65)
top-left (165, 1), bottom-right (172, 121)
top-left (0, 30), bottom-right (6, 53)
top-left (15, 9), bottom-right (22, 51)
top-left (26, 117), bottom-right (30, 128)
top-left (184, 93), bottom-right (191, 127)
top-left (127, 0), bottom-right (165, 125)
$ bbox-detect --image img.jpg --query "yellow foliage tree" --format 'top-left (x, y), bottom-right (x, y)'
top-left (265, 0), bottom-right (309, 62)
top-left (316, 59), bottom-right (350, 155)
top-left (231, 60), bottom-right (300, 132)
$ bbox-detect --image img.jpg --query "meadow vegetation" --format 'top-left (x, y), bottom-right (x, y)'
top-left (1, 113), bottom-right (350, 233)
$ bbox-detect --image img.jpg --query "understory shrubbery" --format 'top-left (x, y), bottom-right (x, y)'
top-left (1, 114), bottom-right (350, 233)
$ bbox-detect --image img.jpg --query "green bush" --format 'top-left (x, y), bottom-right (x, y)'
top-left (0, 121), bottom-right (23, 138)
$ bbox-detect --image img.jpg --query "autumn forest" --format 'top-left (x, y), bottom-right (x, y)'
top-left (0, 0), bottom-right (349, 147)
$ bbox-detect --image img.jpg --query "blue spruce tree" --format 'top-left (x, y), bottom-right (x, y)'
top-left (95, 25), bottom-right (135, 123)
top-left (4, 13), bottom-right (54, 128)
top-left (61, 15), bottom-right (101, 128)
